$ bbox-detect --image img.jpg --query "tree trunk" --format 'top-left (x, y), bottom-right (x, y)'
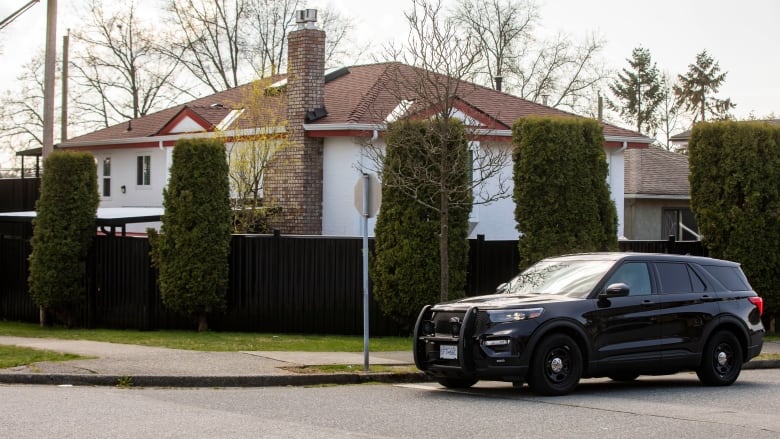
top-left (197, 314), bottom-right (209, 332)
top-left (39, 306), bottom-right (46, 327)
top-left (440, 189), bottom-right (450, 303)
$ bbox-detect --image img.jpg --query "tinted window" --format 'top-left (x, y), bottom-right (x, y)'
top-left (605, 262), bottom-right (651, 295)
top-left (688, 266), bottom-right (707, 292)
top-left (702, 265), bottom-right (751, 291)
top-left (656, 263), bottom-right (693, 293)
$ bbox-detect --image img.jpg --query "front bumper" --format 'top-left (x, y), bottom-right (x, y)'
top-left (413, 305), bottom-right (532, 382)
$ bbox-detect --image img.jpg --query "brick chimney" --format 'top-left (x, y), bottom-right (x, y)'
top-left (265, 9), bottom-right (325, 234)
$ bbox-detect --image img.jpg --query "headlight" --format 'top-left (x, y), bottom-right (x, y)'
top-left (487, 308), bottom-right (544, 323)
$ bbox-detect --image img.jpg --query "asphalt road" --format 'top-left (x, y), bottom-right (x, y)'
top-left (1, 369), bottom-right (779, 438)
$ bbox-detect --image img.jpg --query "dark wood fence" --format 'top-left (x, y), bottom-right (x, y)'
top-left (0, 231), bottom-right (704, 335)
top-left (0, 178), bottom-right (39, 237)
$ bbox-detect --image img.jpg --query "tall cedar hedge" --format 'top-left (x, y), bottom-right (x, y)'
top-left (372, 120), bottom-right (471, 330)
top-left (149, 138), bottom-right (232, 331)
top-left (512, 117), bottom-right (617, 268)
top-left (28, 151), bottom-right (98, 324)
top-left (689, 121), bottom-right (780, 319)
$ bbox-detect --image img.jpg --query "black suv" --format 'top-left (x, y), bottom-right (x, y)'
top-left (414, 253), bottom-right (765, 395)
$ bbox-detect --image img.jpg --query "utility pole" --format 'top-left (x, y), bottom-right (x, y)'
top-left (61, 29), bottom-right (69, 142)
top-left (42, 0), bottom-right (57, 158)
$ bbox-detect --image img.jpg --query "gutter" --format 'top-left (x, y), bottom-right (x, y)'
top-left (58, 126), bottom-right (287, 149)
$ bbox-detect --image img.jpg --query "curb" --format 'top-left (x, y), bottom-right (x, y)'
top-left (1, 361), bottom-right (776, 388)
top-left (0, 371), bottom-right (432, 388)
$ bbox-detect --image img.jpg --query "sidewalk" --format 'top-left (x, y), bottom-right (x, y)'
top-left (0, 336), bottom-right (425, 387)
top-left (0, 336), bottom-right (777, 388)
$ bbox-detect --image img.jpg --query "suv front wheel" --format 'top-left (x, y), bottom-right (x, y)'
top-left (696, 331), bottom-right (743, 386)
top-left (527, 334), bottom-right (582, 396)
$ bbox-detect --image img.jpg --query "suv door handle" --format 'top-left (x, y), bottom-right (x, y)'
top-left (641, 299), bottom-right (655, 306)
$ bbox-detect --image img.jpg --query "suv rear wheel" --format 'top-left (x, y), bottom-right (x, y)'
top-left (527, 334), bottom-right (582, 396)
top-left (696, 331), bottom-right (743, 386)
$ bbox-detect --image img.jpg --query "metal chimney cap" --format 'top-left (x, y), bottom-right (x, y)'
top-left (295, 9), bottom-right (318, 28)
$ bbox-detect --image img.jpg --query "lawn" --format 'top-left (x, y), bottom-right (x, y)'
top-left (0, 321), bottom-right (412, 352)
top-left (0, 345), bottom-right (86, 369)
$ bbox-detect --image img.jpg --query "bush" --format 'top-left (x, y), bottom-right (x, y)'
top-left (689, 121), bottom-right (780, 322)
top-left (148, 138), bottom-right (232, 331)
top-left (372, 120), bottom-right (471, 331)
top-left (28, 151), bottom-right (98, 326)
top-left (512, 116), bottom-right (617, 268)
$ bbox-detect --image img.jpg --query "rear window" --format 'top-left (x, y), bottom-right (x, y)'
top-left (701, 265), bottom-right (751, 291)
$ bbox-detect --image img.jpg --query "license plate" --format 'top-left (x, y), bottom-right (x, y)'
top-left (439, 344), bottom-right (458, 360)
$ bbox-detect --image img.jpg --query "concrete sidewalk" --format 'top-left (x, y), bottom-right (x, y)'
top-left (0, 336), bottom-right (777, 388)
top-left (0, 336), bottom-right (424, 387)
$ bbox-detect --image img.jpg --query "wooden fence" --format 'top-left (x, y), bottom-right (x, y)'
top-left (0, 231), bottom-right (704, 335)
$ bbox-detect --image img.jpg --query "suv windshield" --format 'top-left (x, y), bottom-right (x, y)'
top-left (504, 260), bottom-right (613, 298)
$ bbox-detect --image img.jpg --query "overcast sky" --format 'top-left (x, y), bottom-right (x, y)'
top-left (1, 0), bottom-right (778, 124)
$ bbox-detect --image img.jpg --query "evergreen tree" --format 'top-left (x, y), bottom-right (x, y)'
top-left (608, 47), bottom-right (663, 136)
top-left (688, 121), bottom-right (780, 325)
top-left (148, 138), bottom-right (232, 332)
top-left (371, 120), bottom-right (472, 330)
top-left (513, 117), bottom-right (617, 268)
top-left (674, 50), bottom-right (735, 123)
top-left (28, 152), bottom-right (99, 327)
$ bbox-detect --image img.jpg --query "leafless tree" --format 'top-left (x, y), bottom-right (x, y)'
top-left (368, 0), bottom-right (510, 302)
top-left (162, 0), bottom-right (359, 94)
top-left (452, 0), bottom-right (537, 91)
top-left (163, 0), bottom-right (250, 93)
top-left (0, 53), bottom-right (47, 157)
top-left (656, 72), bottom-right (686, 150)
top-left (70, 0), bottom-right (184, 129)
top-left (452, 0), bottom-right (608, 115)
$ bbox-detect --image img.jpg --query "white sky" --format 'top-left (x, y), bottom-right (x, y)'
top-left (0, 0), bottom-right (778, 126)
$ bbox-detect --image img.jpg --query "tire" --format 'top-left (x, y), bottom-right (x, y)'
top-left (696, 331), bottom-right (743, 386)
top-left (608, 373), bottom-right (639, 382)
top-left (527, 334), bottom-right (582, 396)
top-left (437, 377), bottom-right (478, 389)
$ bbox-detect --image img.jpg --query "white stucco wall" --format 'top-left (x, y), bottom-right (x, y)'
top-left (606, 147), bottom-right (626, 239)
top-left (93, 147), bottom-right (168, 208)
top-left (321, 136), bottom-right (626, 241)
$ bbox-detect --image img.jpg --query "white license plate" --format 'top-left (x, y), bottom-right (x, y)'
top-left (439, 344), bottom-right (458, 360)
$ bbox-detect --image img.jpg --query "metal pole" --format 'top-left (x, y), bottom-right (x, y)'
top-left (362, 173), bottom-right (370, 371)
top-left (42, 0), bottom-right (57, 158)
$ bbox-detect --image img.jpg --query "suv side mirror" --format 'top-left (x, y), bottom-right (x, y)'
top-left (602, 282), bottom-right (630, 298)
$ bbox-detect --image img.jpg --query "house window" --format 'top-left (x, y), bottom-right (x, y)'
top-left (662, 208), bottom-right (699, 241)
top-left (102, 157), bottom-right (111, 197)
top-left (137, 155), bottom-right (151, 186)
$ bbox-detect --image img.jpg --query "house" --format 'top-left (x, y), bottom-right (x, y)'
top-left (669, 119), bottom-right (780, 151)
top-left (623, 146), bottom-right (699, 241)
top-left (58, 11), bottom-right (652, 240)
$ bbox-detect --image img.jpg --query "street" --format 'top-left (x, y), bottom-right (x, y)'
top-left (1, 369), bottom-right (779, 438)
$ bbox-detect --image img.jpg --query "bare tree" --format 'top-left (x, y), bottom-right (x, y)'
top-left (656, 72), bottom-right (686, 150)
top-left (163, 0), bottom-right (359, 93)
top-left (452, 0), bottom-right (608, 115)
top-left (453, 0), bottom-right (537, 91)
top-left (368, 0), bottom-right (510, 302)
top-left (0, 53), bottom-right (48, 157)
top-left (70, 0), bottom-right (183, 129)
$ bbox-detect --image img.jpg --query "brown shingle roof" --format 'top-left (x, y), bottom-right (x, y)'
top-left (624, 146), bottom-right (690, 197)
top-left (62, 63), bottom-right (650, 146)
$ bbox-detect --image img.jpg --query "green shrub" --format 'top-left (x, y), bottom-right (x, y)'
top-left (689, 121), bottom-right (780, 320)
top-left (148, 138), bottom-right (232, 331)
top-left (512, 116), bottom-right (617, 268)
top-left (28, 151), bottom-right (98, 326)
top-left (372, 120), bottom-right (471, 331)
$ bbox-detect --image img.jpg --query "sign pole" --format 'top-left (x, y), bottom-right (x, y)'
top-left (362, 173), bottom-right (370, 371)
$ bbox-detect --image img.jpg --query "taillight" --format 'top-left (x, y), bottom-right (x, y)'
top-left (748, 296), bottom-right (764, 316)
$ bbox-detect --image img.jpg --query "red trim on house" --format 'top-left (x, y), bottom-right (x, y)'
top-left (64, 141), bottom-right (177, 151)
top-left (157, 107), bottom-right (214, 135)
top-left (307, 130), bottom-right (377, 138)
top-left (605, 141), bottom-right (650, 149)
